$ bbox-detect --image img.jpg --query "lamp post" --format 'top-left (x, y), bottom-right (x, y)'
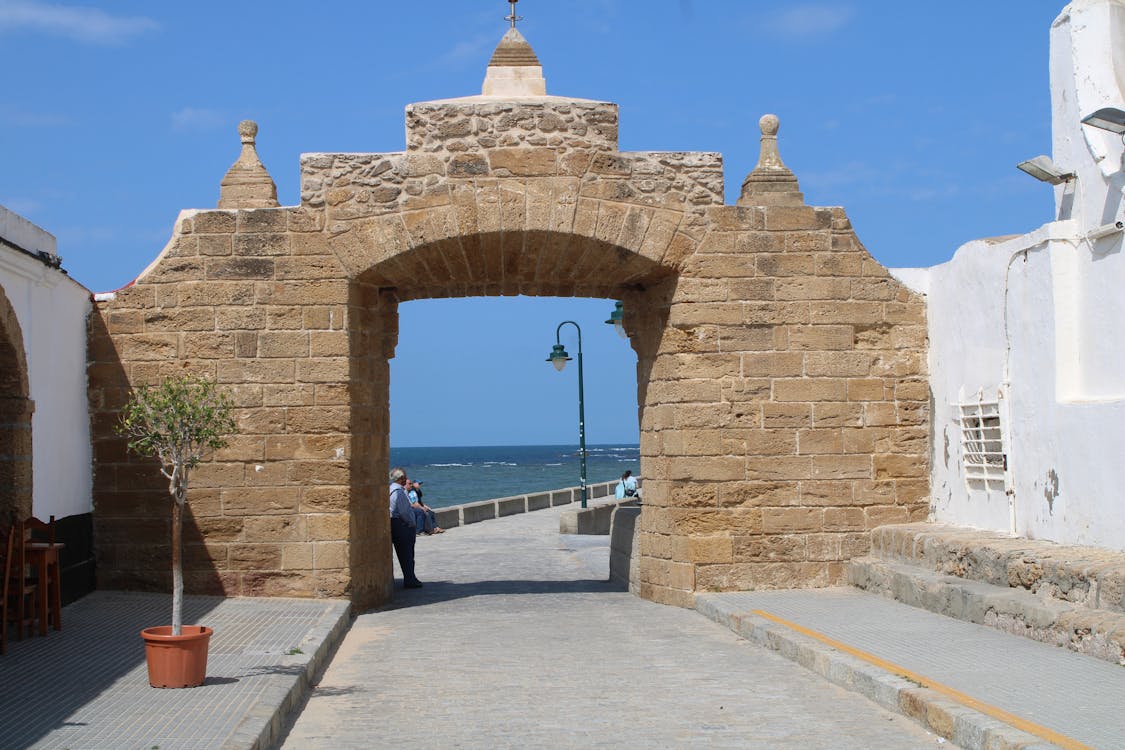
top-left (604, 300), bottom-right (626, 338)
top-left (546, 321), bottom-right (588, 508)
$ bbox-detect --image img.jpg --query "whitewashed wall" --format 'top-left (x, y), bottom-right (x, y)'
top-left (0, 206), bottom-right (92, 521)
top-left (894, 0), bottom-right (1125, 550)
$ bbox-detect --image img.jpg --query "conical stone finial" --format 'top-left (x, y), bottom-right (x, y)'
top-left (738, 114), bottom-right (805, 207)
top-left (482, 27), bottom-right (547, 97)
top-left (218, 120), bottom-right (279, 209)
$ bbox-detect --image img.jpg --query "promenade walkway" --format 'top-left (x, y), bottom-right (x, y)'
top-left (9, 500), bottom-right (1115, 748)
top-left (279, 503), bottom-right (941, 749)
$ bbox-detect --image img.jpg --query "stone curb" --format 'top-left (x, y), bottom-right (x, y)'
top-left (559, 499), bottom-right (638, 535)
top-left (222, 599), bottom-right (352, 750)
top-left (849, 555), bottom-right (1125, 667)
top-left (693, 595), bottom-right (1059, 750)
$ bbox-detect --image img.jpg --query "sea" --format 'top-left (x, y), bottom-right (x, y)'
top-left (389, 443), bottom-right (640, 509)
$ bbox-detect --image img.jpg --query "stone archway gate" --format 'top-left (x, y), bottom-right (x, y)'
top-left (88, 34), bottom-right (928, 609)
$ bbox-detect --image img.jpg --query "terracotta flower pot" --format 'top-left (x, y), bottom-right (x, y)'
top-left (141, 625), bottom-right (213, 688)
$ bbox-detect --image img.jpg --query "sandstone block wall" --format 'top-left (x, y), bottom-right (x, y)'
top-left (87, 206), bottom-right (388, 602)
top-left (631, 205), bottom-right (928, 607)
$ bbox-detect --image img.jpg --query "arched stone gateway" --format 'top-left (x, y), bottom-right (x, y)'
top-left (0, 282), bottom-right (33, 524)
top-left (88, 28), bottom-right (928, 608)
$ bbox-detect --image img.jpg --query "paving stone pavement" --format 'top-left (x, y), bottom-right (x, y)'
top-left (279, 505), bottom-right (944, 749)
top-left (0, 591), bottom-right (348, 750)
top-left (699, 588), bottom-right (1125, 749)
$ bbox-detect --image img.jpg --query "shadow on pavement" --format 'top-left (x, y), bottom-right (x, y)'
top-left (368, 577), bottom-right (629, 612)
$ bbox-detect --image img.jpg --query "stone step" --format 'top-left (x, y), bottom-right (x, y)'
top-left (848, 554), bottom-right (1125, 667)
top-left (869, 522), bottom-right (1125, 616)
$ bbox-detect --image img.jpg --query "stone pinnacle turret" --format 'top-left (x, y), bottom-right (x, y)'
top-left (482, 23), bottom-right (546, 97)
top-left (738, 114), bottom-right (805, 206)
top-left (218, 120), bottom-right (279, 209)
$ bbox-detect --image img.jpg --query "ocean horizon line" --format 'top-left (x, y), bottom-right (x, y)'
top-left (387, 443), bottom-right (641, 508)
top-left (391, 441), bottom-right (640, 450)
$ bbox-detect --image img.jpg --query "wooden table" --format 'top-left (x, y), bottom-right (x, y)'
top-left (25, 542), bottom-right (63, 635)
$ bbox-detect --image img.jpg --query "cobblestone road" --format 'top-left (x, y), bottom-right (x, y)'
top-left (280, 505), bottom-right (943, 749)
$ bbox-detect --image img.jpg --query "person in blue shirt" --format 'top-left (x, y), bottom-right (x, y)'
top-left (408, 480), bottom-right (443, 535)
top-left (615, 470), bottom-right (640, 500)
top-left (389, 467), bottom-right (422, 588)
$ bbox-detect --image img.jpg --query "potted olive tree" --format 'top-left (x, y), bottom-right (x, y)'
top-left (118, 374), bottom-right (236, 688)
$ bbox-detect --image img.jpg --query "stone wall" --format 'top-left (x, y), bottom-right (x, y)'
top-left (0, 283), bottom-right (32, 524)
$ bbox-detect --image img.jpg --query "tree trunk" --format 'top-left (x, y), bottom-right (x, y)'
top-left (171, 484), bottom-right (184, 636)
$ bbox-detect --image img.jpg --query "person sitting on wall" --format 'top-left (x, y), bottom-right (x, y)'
top-left (409, 479), bottom-right (444, 535)
top-left (615, 470), bottom-right (640, 500)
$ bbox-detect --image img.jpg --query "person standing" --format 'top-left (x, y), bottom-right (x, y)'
top-left (389, 467), bottom-right (422, 588)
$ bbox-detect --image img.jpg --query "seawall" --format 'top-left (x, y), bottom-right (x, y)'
top-left (431, 480), bottom-right (619, 530)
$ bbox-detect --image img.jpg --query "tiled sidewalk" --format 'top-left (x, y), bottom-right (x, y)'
top-left (0, 591), bottom-right (349, 750)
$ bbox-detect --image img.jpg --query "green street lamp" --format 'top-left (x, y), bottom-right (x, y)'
top-left (604, 300), bottom-right (626, 338)
top-left (546, 321), bottom-right (588, 508)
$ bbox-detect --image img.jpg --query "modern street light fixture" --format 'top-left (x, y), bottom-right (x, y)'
top-left (546, 321), bottom-right (588, 508)
top-left (1081, 107), bottom-right (1125, 135)
top-left (604, 300), bottom-right (626, 338)
top-left (1016, 155), bottom-right (1075, 185)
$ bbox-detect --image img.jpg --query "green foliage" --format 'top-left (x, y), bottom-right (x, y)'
top-left (118, 374), bottom-right (237, 498)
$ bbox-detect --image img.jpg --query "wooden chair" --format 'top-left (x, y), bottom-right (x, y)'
top-left (3, 522), bottom-right (37, 641)
top-left (25, 515), bottom-right (54, 545)
top-left (24, 516), bottom-right (60, 633)
top-left (1, 525), bottom-right (11, 654)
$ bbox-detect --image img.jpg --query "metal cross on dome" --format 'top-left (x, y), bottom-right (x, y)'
top-left (505, 0), bottom-right (522, 28)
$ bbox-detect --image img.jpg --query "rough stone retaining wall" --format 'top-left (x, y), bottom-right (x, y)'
top-left (852, 522), bottom-right (1125, 665)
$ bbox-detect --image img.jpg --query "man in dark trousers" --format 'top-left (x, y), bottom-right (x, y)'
top-left (389, 467), bottom-right (422, 588)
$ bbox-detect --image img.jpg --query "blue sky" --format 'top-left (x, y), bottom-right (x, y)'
top-left (1, 1), bottom-right (1065, 446)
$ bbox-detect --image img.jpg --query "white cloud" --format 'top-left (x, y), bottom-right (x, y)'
top-left (907, 184), bottom-right (959, 202)
top-left (802, 161), bottom-right (882, 190)
top-left (0, 106), bottom-right (67, 127)
top-left (0, 198), bottom-right (42, 216)
top-left (762, 4), bottom-right (854, 39)
top-left (436, 33), bottom-right (496, 66)
top-left (0, 1), bottom-right (159, 45)
top-left (171, 107), bottom-right (225, 132)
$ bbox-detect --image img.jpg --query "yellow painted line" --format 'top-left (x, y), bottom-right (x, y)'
top-left (751, 609), bottom-right (1094, 750)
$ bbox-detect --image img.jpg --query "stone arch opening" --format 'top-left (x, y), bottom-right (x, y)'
top-left (343, 228), bottom-right (677, 604)
top-left (0, 283), bottom-right (33, 524)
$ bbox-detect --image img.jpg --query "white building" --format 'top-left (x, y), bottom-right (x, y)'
top-left (0, 205), bottom-right (93, 594)
top-left (895, 0), bottom-right (1125, 550)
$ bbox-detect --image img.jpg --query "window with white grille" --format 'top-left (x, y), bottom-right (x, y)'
top-left (958, 399), bottom-right (1006, 490)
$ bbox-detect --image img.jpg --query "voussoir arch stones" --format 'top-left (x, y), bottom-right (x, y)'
top-left (310, 160), bottom-right (717, 297)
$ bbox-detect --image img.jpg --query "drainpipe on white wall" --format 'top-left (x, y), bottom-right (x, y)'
top-left (997, 382), bottom-right (1017, 536)
top-left (1000, 245), bottom-right (1038, 537)
top-left (1000, 228), bottom-right (1084, 536)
